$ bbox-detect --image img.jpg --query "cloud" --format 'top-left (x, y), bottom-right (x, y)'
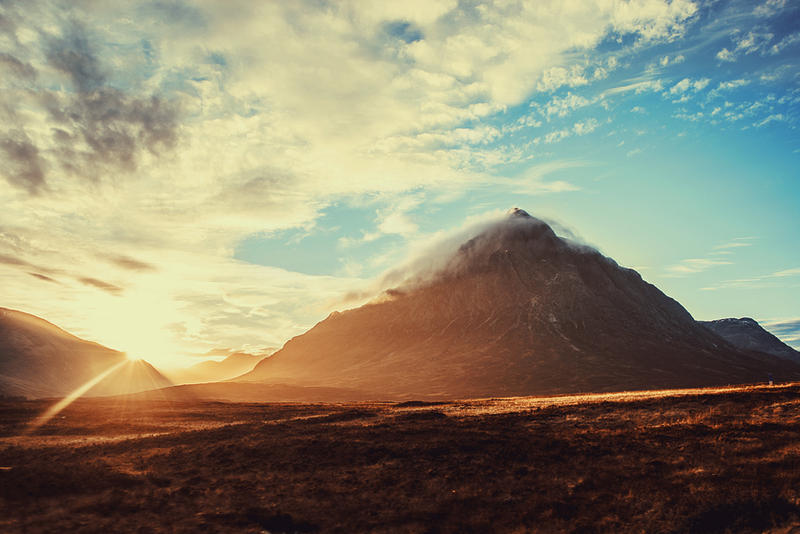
top-left (573, 118), bottom-right (600, 135)
top-left (716, 48), bottom-right (735, 62)
top-left (714, 79), bottom-right (750, 92)
top-left (753, 0), bottom-right (787, 17)
top-left (0, 52), bottom-right (37, 81)
top-left (670, 78), bottom-right (691, 94)
top-left (669, 77), bottom-right (709, 96)
top-left (45, 23), bottom-right (106, 92)
top-left (0, 253), bottom-right (30, 267)
top-left (734, 30), bottom-right (774, 55)
top-left (700, 266), bottom-right (800, 291)
top-left (77, 277), bottom-right (123, 295)
top-left (0, 133), bottom-right (47, 193)
top-left (541, 92), bottom-right (594, 118)
top-left (28, 272), bottom-right (59, 284)
top-left (103, 254), bottom-right (157, 272)
top-left (754, 114), bottom-right (785, 127)
top-left (772, 267), bottom-right (800, 278)
top-left (769, 32), bottom-right (800, 54)
top-left (604, 78), bottom-right (664, 96)
top-left (713, 238), bottom-right (754, 250)
top-left (665, 258), bottom-right (732, 276)
top-left (659, 54), bottom-right (685, 66)
top-left (0, 19), bottom-right (180, 192)
top-left (761, 318), bottom-right (800, 349)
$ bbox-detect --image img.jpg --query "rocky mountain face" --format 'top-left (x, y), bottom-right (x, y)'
top-left (700, 318), bottom-right (800, 363)
top-left (0, 307), bottom-right (170, 398)
top-left (242, 210), bottom-right (800, 398)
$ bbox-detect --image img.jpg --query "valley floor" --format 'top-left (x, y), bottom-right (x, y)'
top-left (1, 383), bottom-right (799, 533)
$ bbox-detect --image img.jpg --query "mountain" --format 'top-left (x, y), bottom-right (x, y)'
top-left (86, 359), bottom-right (173, 396)
top-left (241, 209), bottom-right (800, 399)
top-left (167, 350), bottom-right (268, 384)
top-left (0, 307), bottom-right (171, 398)
top-left (700, 318), bottom-right (800, 363)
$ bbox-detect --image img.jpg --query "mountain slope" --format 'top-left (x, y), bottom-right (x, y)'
top-left (700, 318), bottom-right (800, 363)
top-left (242, 210), bottom-right (800, 398)
top-left (0, 307), bottom-right (171, 398)
top-left (167, 351), bottom-right (267, 384)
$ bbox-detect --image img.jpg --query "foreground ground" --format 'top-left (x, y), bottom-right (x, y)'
top-left (1, 384), bottom-right (799, 533)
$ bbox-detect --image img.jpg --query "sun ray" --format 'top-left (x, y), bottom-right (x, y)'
top-left (23, 360), bottom-right (128, 434)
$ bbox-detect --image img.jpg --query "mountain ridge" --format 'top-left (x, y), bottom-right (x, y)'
top-left (241, 210), bottom-right (800, 398)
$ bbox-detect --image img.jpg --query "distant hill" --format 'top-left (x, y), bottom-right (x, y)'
top-left (240, 209), bottom-right (800, 399)
top-left (700, 318), bottom-right (800, 363)
top-left (167, 350), bottom-right (268, 385)
top-left (0, 307), bottom-right (171, 398)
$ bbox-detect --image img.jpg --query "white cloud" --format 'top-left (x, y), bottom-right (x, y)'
top-left (573, 118), bottom-right (600, 135)
top-left (772, 267), bottom-right (800, 277)
top-left (735, 30), bottom-right (774, 54)
top-left (754, 0), bottom-right (787, 17)
top-left (604, 78), bottom-right (664, 96)
top-left (659, 54), bottom-right (685, 67)
top-left (670, 78), bottom-right (691, 94)
top-left (770, 32), bottom-right (800, 54)
top-left (716, 48), bottom-right (736, 62)
top-left (713, 239), bottom-right (754, 250)
top-left (754, 113), bottom-right (785, 127)
top-left (542, 93), bottom-right (593, 118)
top-left (715, 79), bottom-right (750, 92)
top-left (665, 258), bottom-right (732, 276)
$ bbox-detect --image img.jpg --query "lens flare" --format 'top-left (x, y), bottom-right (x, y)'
top-left (24, 360), bottom-right (128, 434)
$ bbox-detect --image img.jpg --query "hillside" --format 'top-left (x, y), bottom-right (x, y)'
top-left (241, 209), bottom-right (800, 398)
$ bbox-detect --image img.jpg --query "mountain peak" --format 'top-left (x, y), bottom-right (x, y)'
top-left (507, 207), bottom-right (533, 219)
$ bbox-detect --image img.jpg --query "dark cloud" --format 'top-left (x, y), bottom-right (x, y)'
top-left (78, 276), bottom-right (123, 295)
top-left (42, 23), bottom-right (180, 176)
top-left (0, 53), bottom-right (37, 81)
top-left (0, 22), bottom-right (181, 193)
top-left (0, 13), bottom-right (15, 35)
top-left (28, 272), bottom-right (59, 284)
top-left (45, 87), bottom-right (179, 174)
top-left (104, 254), bottom-right (157, 272)
top-left (0, 133), bottom-right (46, 193)
top-left (46, 24), bottom-right (105, 92)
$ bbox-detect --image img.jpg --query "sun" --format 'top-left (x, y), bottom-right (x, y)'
top-left (76, 288), bottom-right (190, 369)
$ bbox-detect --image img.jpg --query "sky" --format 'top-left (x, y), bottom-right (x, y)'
top-left (0, 0), bottom-right (798, 367)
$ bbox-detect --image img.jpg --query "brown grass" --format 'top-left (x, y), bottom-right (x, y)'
top-left (1, 383), bottom-right (799, 533)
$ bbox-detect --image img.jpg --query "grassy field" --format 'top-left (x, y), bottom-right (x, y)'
top-left (1, 383), bottom-right (799, 533)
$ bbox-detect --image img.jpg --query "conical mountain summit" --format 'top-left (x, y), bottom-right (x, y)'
top-left (242, 210), bottom-right (800, 398)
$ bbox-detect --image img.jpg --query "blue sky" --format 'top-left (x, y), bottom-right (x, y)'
top-left (0, 0), bottom-right (798, 365)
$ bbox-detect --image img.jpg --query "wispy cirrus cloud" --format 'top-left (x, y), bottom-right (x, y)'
top-left (761, 318), bottom-right (800, 349)
top-left (701, 266), bottom-right (800, 291)
top-left (666, 258), bottom-right (732, 276)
